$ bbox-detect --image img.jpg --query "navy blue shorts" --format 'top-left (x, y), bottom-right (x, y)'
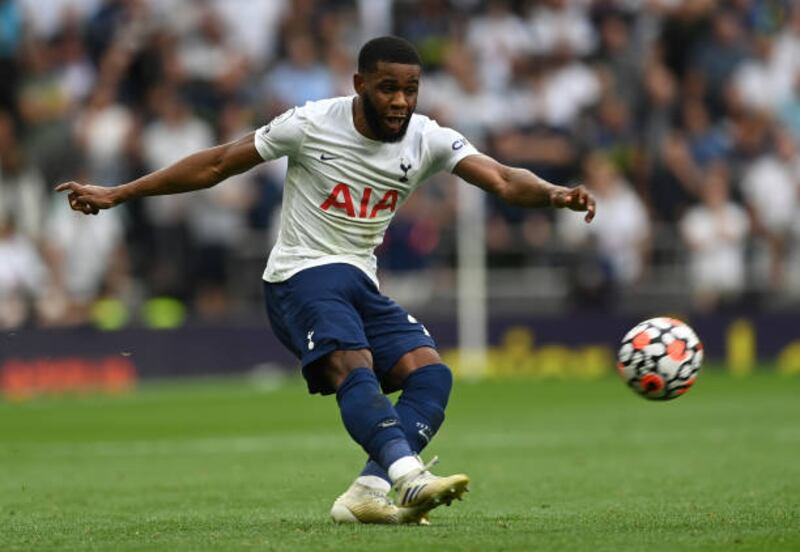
top-left (263, 263), bottom-right (436, 395)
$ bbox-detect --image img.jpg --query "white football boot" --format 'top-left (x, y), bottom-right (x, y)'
top-left (330, 481), bottom-right (402, 524)
top-left (393, 457), bottom-right (470, 515)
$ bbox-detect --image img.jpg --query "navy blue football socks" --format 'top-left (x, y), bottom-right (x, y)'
top-left (360, 363), bottom-right (453, 482)
top-left (336, 367), bottom-right (413, 470)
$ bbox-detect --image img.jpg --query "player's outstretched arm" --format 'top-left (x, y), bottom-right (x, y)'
top-left (453, 154), bottom-right (596, 223)
top-left (56, 132), bottom-right (264, 215)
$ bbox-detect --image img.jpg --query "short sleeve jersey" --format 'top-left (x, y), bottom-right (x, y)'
top-left (254, 96), bottom-right (480, 286)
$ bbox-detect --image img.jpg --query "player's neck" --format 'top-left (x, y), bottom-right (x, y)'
top-left (352, 96), bottom-right (380, 141)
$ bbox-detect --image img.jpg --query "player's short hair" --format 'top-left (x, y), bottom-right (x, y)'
top-left (358, 36), bottom-right (422, 73)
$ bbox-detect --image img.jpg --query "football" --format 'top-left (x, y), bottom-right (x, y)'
top-left (617, 317), bottom-right (704, 400)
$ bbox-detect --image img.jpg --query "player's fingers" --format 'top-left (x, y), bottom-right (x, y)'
top-left (584, 199), bottom-right (597, 223)
top-left (55, 181), bottom-right (82, 193)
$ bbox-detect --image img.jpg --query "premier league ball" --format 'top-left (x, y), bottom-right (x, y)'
top-left (617, 317), bottom-right (704, 400)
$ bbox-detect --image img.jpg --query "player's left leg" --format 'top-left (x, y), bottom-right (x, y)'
top-left (341, 281), bottom-right (468, 522)
top-left (354, 347), bottom-right (462, 524)
top-left (326, 347), bottom-right (467, 524)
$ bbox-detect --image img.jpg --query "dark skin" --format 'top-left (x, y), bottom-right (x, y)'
top-left (55, 61), bottom-right (596, 392)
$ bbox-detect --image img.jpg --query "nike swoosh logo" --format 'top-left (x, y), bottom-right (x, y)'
top-left (320, 153), bottom-right (340, 161)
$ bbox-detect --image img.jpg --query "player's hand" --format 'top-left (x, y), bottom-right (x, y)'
top-left (55, 182), bottom-right (119, 215)
top-left (550, 185), bottom-right (596, 223)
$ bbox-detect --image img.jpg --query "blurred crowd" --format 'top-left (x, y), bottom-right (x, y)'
top-left (1, 0), bottom-right (800, 329)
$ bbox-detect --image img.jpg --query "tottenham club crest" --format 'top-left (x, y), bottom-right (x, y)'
top-left (399, 157), bottom-right (412, 183)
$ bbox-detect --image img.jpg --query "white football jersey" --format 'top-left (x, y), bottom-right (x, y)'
top-left (254, 96), bottom-right (480, 285)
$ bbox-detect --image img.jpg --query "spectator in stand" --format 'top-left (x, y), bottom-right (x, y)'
top-left (419, 38), bottom-right (511, 145)
top-left (585, 94), bottom-right (638, 176)
top-left (739, 128), bottom-right (800, 290)
top-left (51, 11), bottom-right (96, 107)
top-left (511, 49), bottom-right (601, 131)
top-left (680, 98), bottom-right (730, 167)
top-left (726, 108), bottom-right (772, 184)
top-left (773, 4), bottom-right (800, 81)
top-left (558, 153), bottom-right (650, 289)
top-left (731, 32), bottom-right (797, 115)
top-left (357, 0), bottom-right (393, 42)
top-left (0, 110), bottom-right (49, 326)
top-left (656, 0), bottom-right (715, 82)
top-left (139, 86), bottom-right (214, 297)
top-left (526, 0), bottom-right (596, 59)
top-left (680, 163), bottom-right (750, 312)
top-left (208, 0), bottom-right (287, 68)
top-left (17, 38), bottom-right (79, 184)
top-left (262, 33), bottom-right (334, 111)
top-left (19, 0), bottom-right (101, 41)
top-left (649, 131), bottom-right (703, 223)
top-left (0, 111), bottom-right (48, 243)
top-left (0, 213), bottom-right (48, 329)
top-left (0, 0), bottom-right (23, 115)
top-left (177, 4), bottom-right (249, 115)
top-left (593, 9), bottom-right (642, 110)
top-left (74, 82), bottom-right (136, 184)
top-left (466, 0), bottom-right (530, 92)
top-left (687, 8), bottom-right (749, 116)
top-left (393, 0), bottom-right (451, 68)
top-left (778, 74), bottom-right (800, 141)
top-left (637, 60), bottom-right (680, 210)
top-left (769, 5), bottom-right (800, 118)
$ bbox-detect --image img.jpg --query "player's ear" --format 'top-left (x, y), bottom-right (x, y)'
top-left (353, 73), bottom-right (365, 95)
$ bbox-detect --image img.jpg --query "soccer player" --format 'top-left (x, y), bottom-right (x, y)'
top-left (56, 36), bottom-right (596, 524)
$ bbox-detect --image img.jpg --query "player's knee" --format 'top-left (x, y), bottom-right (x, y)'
top-left (387, 346), bottom-right (442, 389)
top-left (320, 349), bottom-right (374, 390)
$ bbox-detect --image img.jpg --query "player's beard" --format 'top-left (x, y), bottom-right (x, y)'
top-left (361, 92), bottom-right (411, 143)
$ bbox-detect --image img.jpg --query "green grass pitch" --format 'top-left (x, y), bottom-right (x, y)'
top-left (2, 370), bottom-right (799, 551)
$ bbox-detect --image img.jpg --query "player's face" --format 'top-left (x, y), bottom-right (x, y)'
top-left (356, 62), bottom-right (420, 142)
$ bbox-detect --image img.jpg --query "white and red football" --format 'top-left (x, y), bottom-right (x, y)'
top-left (617, 317), bottom-right (704, 400)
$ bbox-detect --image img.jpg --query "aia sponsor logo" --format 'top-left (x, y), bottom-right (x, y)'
top-left (320, 183), bottom-right (398, 219)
